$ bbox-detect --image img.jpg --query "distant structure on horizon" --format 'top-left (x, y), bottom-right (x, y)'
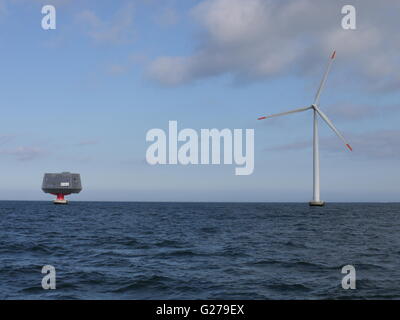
top-left (42, 172), bottom-right (82, 204)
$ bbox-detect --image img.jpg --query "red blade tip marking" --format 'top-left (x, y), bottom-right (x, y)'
top-left (331, 51), bottom-right (336, 59)
top-left (258, 116), bottom-right (267, 120)
top-left (346, 144), bottom-right (353, 151)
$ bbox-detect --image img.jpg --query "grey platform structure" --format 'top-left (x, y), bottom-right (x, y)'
top-left (42, 172), bottom-right (82, 204)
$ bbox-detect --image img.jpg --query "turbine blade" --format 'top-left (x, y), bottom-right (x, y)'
top-left (314, 50), bottom-right (336, 106)
top-left (258, 106), bottom-right (312, 120)
top-left (314, 107), bottom-right (353, 151)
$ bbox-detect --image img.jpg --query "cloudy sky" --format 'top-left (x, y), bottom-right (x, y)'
top-left (0, 0), bottom-right (399, 201)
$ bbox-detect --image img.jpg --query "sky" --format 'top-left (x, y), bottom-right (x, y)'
top-left (0, 0), bottom-right (399, 202)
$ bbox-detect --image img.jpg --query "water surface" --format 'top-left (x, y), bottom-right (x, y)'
top-left (0, 201), bottom-right (399, 299)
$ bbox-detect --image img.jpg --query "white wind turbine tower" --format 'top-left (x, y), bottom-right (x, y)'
top-left (258, 51), bottom-right (352, 206)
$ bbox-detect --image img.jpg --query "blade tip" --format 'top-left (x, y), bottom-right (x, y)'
top-left (331, 50), bottom-right (336, 59)
top-left (258, 116), bottom-right (267, 120)
top-left (346, 144), bottom-right (353, 151)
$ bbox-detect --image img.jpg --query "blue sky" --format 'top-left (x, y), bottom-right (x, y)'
top-left (0, 0), bottom-right (399, 201)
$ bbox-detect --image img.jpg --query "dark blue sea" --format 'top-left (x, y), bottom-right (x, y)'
top-left (0, 201), bottom-right (399, 299)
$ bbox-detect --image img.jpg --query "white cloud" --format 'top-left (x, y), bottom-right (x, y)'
top-left (148, 56), bottom-right (194, 86)
top-left (105, 53), bottom-right (148, 76)
top-left (156, 7), bottom-right (179, 26)
top-left (267, 129), bottom-right (400, 159)
top-left (0, 146), bottom-right (44, 161)
top-left (0, 135), bottom-right (16, 145)
top-left (75, 3), bottom-right (135, 45)
top-left (147, 0), bottom-right (400, 90)
top-left (106, 64), bottom-right (128, 75)
top-left (0, 0), bottom-right (7, 15)
top-left (326, 103), bottom-right (400, 121)
top-left (75, 140), bottom-right (98, 146)
top-left (347, 130), bottom-right (400, 158)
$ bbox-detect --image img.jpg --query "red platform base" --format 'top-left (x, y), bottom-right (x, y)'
top-left (53, 194), bottom-right (68, 204)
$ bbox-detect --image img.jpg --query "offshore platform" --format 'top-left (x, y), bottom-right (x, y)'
top-left (42, 172), bottom-right (82, 204)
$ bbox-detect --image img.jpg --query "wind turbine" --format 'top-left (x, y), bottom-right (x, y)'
top-left (257, 50), bottom-right (352, 206)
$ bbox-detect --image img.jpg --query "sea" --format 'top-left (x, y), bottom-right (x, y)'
top-left (0, 201), bottom-right (399, 299)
